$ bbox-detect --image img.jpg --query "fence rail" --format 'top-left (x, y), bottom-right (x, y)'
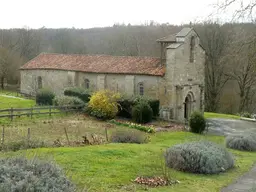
top-left (0, 105), bottom-right (83, 121)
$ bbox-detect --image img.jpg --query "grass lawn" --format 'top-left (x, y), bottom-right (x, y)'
top-left (204, 112), bottom-right (240, 119)
top-left (0, 94), bottom-right (254, 191)
top-left (0, 95), bottom-right (35, 109)
top-left (1, 116), bottom-right (255, 192)
top-left (0, 94), bottom-right (62, 125)
top-left (0, 89), bottom-right (23, 97)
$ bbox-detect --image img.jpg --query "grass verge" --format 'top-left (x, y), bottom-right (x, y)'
top-left (1, 131), bottom-right (255, 192)
top-left (0, 95), bottom-right (35, 108)
top-left (204, 112), bottom-right (240, 119)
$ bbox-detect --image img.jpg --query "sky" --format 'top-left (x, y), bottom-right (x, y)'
top-left (0, 0), bottom-right (240, 29)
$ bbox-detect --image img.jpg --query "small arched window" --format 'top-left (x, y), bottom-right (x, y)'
top-left (37, 76), bottom-right (42, 89)
top-left (84, 79), bottom-right (90, 89)
top-left (138, 82), bottom-right (144, 95)
top-left (190, 36), bottom-right (196, 63)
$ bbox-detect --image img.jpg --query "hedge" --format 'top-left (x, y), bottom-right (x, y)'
top-left (117, 97), bottom-right (159, 119)
top-left (64, 87), bottom-right (91, 103)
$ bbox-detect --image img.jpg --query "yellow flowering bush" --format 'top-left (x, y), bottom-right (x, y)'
top-left (88, 90), bottom-right (121, 119)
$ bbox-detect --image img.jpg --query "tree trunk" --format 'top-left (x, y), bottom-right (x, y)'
top-left (0, 77), bottom-right (4, 89)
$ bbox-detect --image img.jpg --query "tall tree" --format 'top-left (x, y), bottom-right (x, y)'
top-left (226, 34), bottom-right (256, 112)
top-left (196, 22), bottom-right (231, 112)
top-left (0, 47), bottom-right (22, 89)
top-left (17, 27), bottom-right (40, 60)
top-left (217, 0), bottom-right (256, 20)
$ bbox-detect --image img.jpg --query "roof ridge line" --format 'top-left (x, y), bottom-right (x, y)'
top-left (40, 52), bottom-right (160, 59)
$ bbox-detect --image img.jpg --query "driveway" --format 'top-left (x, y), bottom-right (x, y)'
top-left (206, 118), bottom-right (256, 136)
top-left (207, 118), bottom-right (256, 192)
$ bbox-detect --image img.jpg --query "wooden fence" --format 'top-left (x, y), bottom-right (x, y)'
top-left (0, 105), bottom-right (83, 121)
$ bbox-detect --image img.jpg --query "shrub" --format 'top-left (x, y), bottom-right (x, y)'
top-left (132, 101), bottom-right (153, 123)
top-left (226, 133), bottom-right (256, 151)
top-left (36, 89), bottom-right (55, 105)
top-left (241, 112), bottom-right (252, 118)
top-left (148, 99), bottom-right (160, 118)
top-left (165, 141), bottom-right (234, 174)
top-left (88, 90), bottom-right (120, 120)
top-left (189, 111), bottom-right (206, 134)
top-left (117, 98), bottom-right (134, 118)
top-left (0, 139), bottom-right (47, 152)
top-left (0, 157), bottom-right (76, 191)
top-left (111, 129), bottom-right (149, 144)
top-left (53, 95), bottom-right (85, 109)
top-left (117, 96), bottom-right (160, 119)
top-left (64, 87), bottom-right (91, 103)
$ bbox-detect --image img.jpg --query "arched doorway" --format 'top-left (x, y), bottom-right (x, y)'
top-left (184, 93), bottom-right (194, 119)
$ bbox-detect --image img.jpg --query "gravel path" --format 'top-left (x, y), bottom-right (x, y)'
top-left (221, 165), bottom-right (256, 192)
top-left (207, 118), bottom-right (256, 192)
top-left (207, 118), bottom-right (256, 136)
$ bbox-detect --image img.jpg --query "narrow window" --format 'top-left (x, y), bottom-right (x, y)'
top-left (190, 36), bottom-right (195, 63)
top-left (67, 75), bottom-right (72, 86)
top-left (84, 79), bottom-right (90, 89)
top-left (138, 82), bottom-right (144, 95)
top-left (37, 76), bottom-right (42, 89)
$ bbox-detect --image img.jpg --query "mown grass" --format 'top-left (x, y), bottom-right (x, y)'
top-left (0, 94), bottom-right (62, 125)
top-left (0, 95), bottom-right (35, 109)
top-left (0, 93), bottom-right (254, 191)
top-left (1, 130), bottom-right (256, 192)
top-left (204, 112), bottom-right (240, 119)
top-left (0, 89), bottom-right (23, 97)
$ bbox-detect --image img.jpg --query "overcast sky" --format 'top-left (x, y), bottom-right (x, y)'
top-left (0, 0), bottom-right (239, 29)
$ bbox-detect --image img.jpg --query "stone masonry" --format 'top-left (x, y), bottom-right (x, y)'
top-left (20, 28), bottom-right (206, 121)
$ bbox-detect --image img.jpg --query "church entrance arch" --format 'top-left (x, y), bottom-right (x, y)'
top-left (184, 92), bottom-right (194, 119)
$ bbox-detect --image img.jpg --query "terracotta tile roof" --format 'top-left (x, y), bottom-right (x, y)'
top-left (20, 53), bottom-right (165, 76)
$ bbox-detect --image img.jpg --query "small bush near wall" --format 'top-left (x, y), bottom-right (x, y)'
top-left (189, 111), bottom-right (206, 134)
top-left (148, 100), bottom-right (160, 118)
top-left (0, 157), bottom-right (76, 191)
top-left (64, 87), bottom-right (91, 103)
top-left (36, 88), bottom-right (55, 105)
top-left (111, 129), bottom-right (149, 144)
top-left (88, 90), bottom-right (120, 120)
top-left (53, 95), bottom-right (85, 109)
top-left (165, 141), bottom-right (234, 174)
top-left (117, 95), bottom-right (159, 119)
top-left (226, 133), bottom-right (256, 151)
top-left (117, 98), bottom-right (134, 118)
top-left (132, 101), bottom-right (153, 124)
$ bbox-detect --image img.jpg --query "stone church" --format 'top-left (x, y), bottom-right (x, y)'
top-left (20, 27), bottom-right (206, 121)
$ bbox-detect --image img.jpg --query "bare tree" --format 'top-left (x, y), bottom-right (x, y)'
top-left (226, 36), bottom-right (256, 113)
top-left (196, 22), bottom-right (231, 112)
top-left (217, 0), bottom-right (256, 20)
top-left (0, 47), bottom-right (22, 89)
top-left (17, 27), bottom-right (40, 60)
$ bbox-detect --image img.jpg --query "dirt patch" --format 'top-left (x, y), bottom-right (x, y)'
top-left (134, 176), bottom-right (179, 187)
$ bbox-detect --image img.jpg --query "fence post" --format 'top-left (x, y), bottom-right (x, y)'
top-left (30, 107), bottom-right (33, 119)
top-left (1, 126), bottom-right (4, 145)
top-left (27, 128), bottom-right (31, 142)
top-left (10, 107), bottom-right (13, 121)
top-left (64, 127), bottom-right (70, 145)
top-left (105, 127), bottom-right (108, 142)
top-left (49, 106), bottom-right (52, 117)
top-left (65, 106), bottom-right (68, 115)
